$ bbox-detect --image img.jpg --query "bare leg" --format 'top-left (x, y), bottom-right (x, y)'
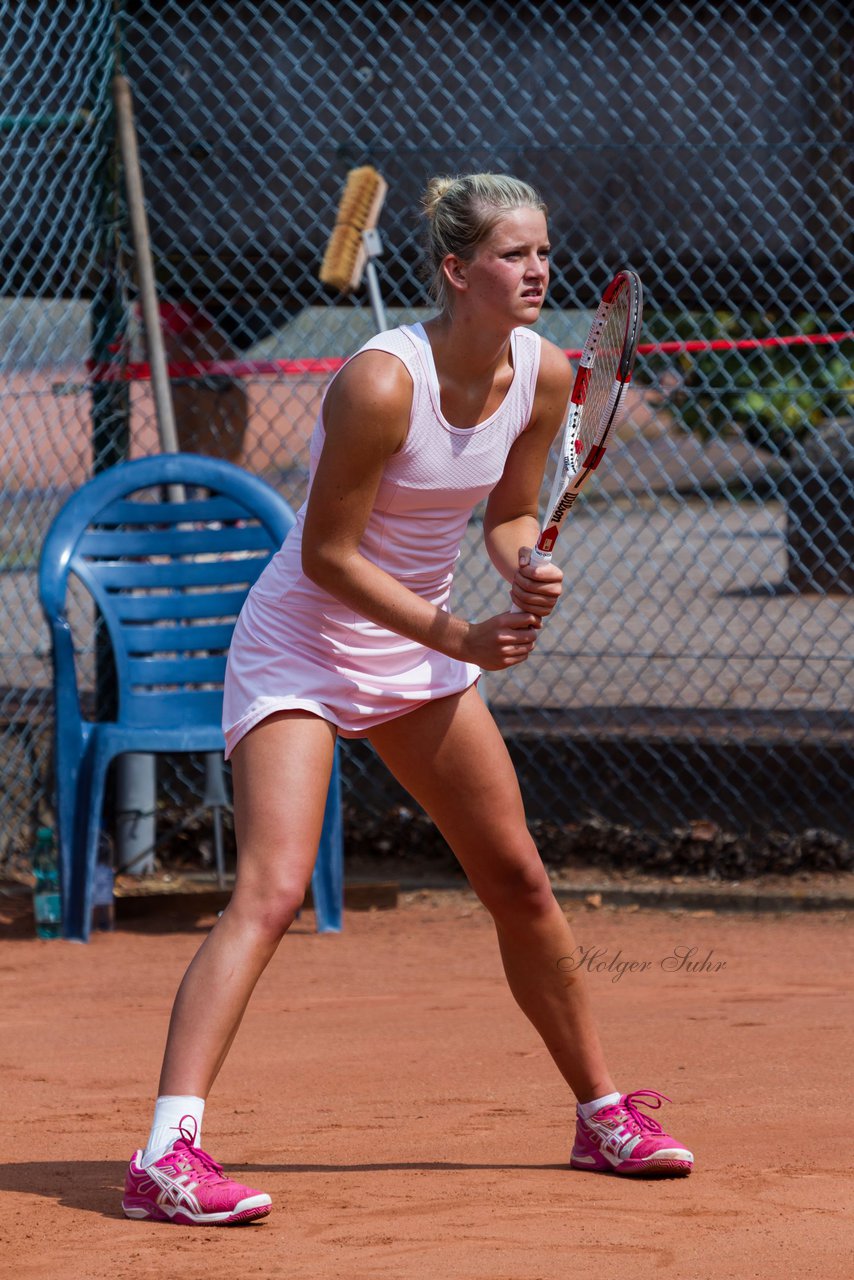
top-left (157, 712), bottom-right (337, 1098)
top-left (368, 686), bottom-right (615, 1103)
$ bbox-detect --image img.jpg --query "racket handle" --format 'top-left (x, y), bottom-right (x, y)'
top-left (529, 545), bottom-right (553, 566)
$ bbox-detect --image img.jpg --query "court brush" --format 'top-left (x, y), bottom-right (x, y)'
top-left (319, 165), bottom-right (388, 293)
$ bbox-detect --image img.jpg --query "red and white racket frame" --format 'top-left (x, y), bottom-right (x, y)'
top-left (532, 269), bottom-right (643, 564)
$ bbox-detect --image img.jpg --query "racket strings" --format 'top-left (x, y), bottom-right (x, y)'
top-left (577, 296), bottom-right (630, 455)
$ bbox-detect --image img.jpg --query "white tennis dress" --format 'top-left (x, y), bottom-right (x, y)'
top-left (222, 322), bottom-right (542, 755)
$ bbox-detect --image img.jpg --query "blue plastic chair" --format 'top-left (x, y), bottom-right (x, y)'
top-left (38, 453), bottom-right (343, 941)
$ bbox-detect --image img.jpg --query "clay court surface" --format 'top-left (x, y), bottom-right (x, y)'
top-left (1, 893), bottom-right (851, 1279)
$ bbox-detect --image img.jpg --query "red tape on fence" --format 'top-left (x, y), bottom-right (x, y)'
top-left (81, 329), bottom-right (854, 384)
top-left (634, 330), bottom-right (854, 356)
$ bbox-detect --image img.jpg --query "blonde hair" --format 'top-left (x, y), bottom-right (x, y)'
top-left (421, 173), bottom-right (547, 308)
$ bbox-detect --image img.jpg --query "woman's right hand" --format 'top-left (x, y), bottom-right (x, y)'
top-left (459, 611), bottom-right (541, 670)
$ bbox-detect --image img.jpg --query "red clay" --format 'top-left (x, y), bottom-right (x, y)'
top-left (1, 892), bottom-right (851, 1279)
top-left (0, 371), bottom-right (321, 492)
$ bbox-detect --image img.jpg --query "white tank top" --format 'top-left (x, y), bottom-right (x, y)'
top-left (255, 322), bottom-right (542, 606)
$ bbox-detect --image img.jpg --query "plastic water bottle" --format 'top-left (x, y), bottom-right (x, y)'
top-left (32, 827), bottom-right (62, 939)
top-left (92, 829), bottom-right (116, 932)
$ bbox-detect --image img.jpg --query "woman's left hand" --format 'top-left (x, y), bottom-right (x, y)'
top-left (510, 547), bottom-right (563, 619)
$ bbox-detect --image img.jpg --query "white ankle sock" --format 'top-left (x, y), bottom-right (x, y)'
top-left (141, 1095), bottom-right (206, 1167)
top-left (577, 1091), bottom-right (621, 1119)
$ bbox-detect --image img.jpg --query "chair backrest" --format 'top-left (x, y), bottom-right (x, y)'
top-left (39, 454), bottom-right (295, 729)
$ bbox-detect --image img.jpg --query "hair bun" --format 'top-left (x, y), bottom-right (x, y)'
top-left (420, 172), bottom-right (546, 308)
top-left (421, 175), bottom-right (456, 220)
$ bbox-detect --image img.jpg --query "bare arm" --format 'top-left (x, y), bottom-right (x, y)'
top-left (483, 339), bottom-right (572, 616)
top-left (301, 351), bottom-right (539, 670)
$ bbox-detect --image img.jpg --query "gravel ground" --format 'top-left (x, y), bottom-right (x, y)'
top-left (1, 897), bottom-right (852, 1279)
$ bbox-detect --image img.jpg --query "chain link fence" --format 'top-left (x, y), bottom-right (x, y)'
top-left (1, 0), bottom-right (851, 876)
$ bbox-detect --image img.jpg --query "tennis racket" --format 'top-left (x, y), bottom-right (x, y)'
top-left (531, 268), bottom-right (643, 563)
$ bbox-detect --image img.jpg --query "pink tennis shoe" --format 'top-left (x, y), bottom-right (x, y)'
top-left (570, 1090), bottom-right (694, 1177)
top-left (123, 1118), bottom-right (272, 1225)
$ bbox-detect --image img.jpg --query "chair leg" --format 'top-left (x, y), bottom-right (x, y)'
top-left (310, 746), bottom-right (343, 933)
top-left (68, 747), bottom-right (113, 943)
top-left (57, 749), bottom-right (88, 943)
top-left (211, 804), bottom-right (226, 890)
top-left (203, 752), bottom-right (229, 889)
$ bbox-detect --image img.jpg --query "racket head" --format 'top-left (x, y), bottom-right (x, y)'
top-left (535, 269), bottom-right (643, 558)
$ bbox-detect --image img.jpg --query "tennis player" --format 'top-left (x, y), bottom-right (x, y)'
top-left (123, 173), bottom-right (694, 1225)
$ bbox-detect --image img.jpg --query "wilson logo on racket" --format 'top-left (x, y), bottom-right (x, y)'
top-left (547, 489), bottom-right (579, 525)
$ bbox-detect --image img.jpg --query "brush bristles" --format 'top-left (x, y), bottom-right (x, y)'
top-left (337, 165), bottom-right (384, 229)
top-left (320, 165), bottom-right (387, 293)
top-left (319, 225), bottom-right (364, 294)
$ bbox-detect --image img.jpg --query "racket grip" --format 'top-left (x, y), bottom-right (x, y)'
top-left (529, 545), bottom-right (553, 566)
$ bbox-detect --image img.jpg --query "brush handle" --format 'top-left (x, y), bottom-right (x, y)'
top-left (365, 258), bottom-right (387, 333)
